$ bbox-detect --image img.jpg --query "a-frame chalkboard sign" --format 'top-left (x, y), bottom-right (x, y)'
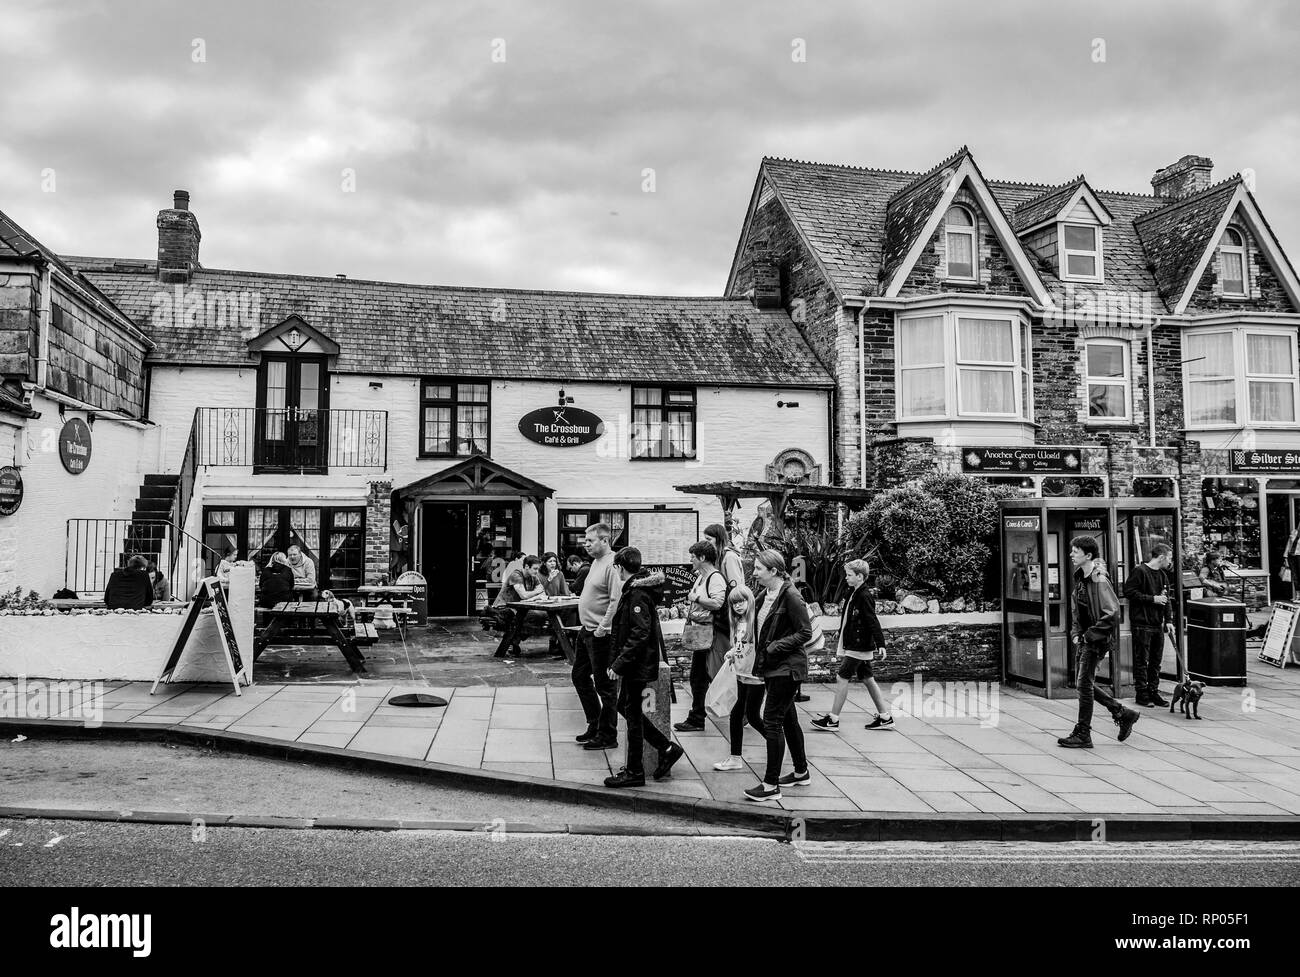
top-left (152, 577), bottom-right (249, 695)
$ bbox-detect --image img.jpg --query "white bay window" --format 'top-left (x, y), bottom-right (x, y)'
top-left (897, 311), bottom-right (1032, 421)
top-left (1185, 327), bottom-right (1298, 427)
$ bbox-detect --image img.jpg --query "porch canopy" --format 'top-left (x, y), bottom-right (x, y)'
top-left (674, 480), bottom-right (876, 533)
top-left (395, 453), bottom-right (555, 506)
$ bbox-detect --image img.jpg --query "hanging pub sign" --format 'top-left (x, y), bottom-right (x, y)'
top-left (0, 466), bottom-right (22, 516)
top-left (517, 406), bottom-right (605, 447)
top-left (963, 446), bottom-right (1082, 474)
top-left (58, 418), bottom-right (92, 475)
top-left (1230, 449), bottom-right (1300, 474)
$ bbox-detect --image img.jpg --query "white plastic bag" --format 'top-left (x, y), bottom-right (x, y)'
top-left (705, 659), bottom-right (739, 719)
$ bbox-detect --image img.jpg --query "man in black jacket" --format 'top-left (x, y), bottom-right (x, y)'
top-left (1123, 542), bottom-right (1174, 707)
top-left (104, 555), bottom-right (154, 610)
top-left (603, 547), bottom-right (684, 788)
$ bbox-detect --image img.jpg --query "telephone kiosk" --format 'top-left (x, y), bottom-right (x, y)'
top-left (1000, 497), bottom-right (1183, 700)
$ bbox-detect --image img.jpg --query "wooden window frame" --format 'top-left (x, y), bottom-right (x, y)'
top-left (419, 378), bottom-right (492, 458)
top-left (630, 385), bottom-right (697, 461)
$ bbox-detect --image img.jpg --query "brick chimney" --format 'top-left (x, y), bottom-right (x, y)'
top-left (157, 189), bottom-right (201, 283)
top-left (1151, 155), bottom-right (1214, 201)
top-left (748, 247), bottom-right (782, 310)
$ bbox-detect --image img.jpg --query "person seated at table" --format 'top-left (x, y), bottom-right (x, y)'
top-left (489, 555), bottom-right (548, 654)
top-left (542, 552), bottom-right (571, 597)
top-left (146, 559), bottom-right (171, 602)
top-left (287, 544), bottom-right (317, 599)
top-left (566, 554), bottom-right (591, 591)
top-left (259, 552), bottom-right (297, 608)
top-left (105, 555), bottom-right (154, 610)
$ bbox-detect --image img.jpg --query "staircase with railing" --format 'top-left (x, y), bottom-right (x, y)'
top-left (66, 518), bottom-right (220, 600)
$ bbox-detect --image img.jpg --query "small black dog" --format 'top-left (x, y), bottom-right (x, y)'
top-left (1169, 680), bottom-right (1205, 720)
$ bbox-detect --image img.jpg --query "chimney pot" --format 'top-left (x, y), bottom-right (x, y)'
top-left (173, 189), bottom-right (190, 210)
top-left (336, 273), bottom-right (347, 279)
top-left (1151, 155), bottom-right (1214, 200)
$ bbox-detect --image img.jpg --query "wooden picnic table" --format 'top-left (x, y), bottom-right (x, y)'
top-left (494, 597), bottom-right (581, 662)
top-left (254, 599), bottom-right (367, 673)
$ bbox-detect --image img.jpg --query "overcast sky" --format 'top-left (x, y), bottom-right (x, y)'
top-left (2, 0), bottom-right (1297, 295)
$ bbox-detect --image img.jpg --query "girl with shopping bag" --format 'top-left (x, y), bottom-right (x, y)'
top-left (711, 583), bottom-right (767, 772)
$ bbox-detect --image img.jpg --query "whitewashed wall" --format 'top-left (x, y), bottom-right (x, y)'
top-left (146, 367), bottom-right (832, 543)
top-left (2, 391), bottom-right (160, 597)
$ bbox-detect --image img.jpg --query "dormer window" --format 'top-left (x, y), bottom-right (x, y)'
top-left (944, 206), bottom-right (977, 281)
top-left (1219, 227), bottom-right (1247, 296)
top-left (1062, 223), bottom-right (1102, 281)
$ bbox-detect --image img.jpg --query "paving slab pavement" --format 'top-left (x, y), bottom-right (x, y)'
top-left (6, 657), bottom-right (1300, 825)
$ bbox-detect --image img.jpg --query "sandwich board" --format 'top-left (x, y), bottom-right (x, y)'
top-left (1258, 601), bottom-right (1300, 669)
top-left (152, 577), bottom-right (249, 695)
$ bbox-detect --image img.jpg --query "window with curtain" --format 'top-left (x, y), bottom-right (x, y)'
top-left (289, 508), bottom-right (321, 568)
top-left (1185, 331), bottom-right (1237, 426)
top-left (945, 206), bottom-right (976, 280)
top-left (1062, 223), bottom-right (1101, 280)
top-left (898, 315), bottom-right (947, 417)
top-left (1246, 332), bottom-right (1297, 422)
top-left (956, 317), bottom-right (1017, 415)
top-left (1085, 341), bottom-right (1130, 420)
top-left (1185, 328), bottom-right (1298, 427)
top-left (897, 313), bottom-right (1030, 421)
top-left (631, 386), bottom-right (696, 459)
top-left (1218, 228), bottom-right (1247, 296)
top-left (420, 379), bottom-right (491, 457)
top-left (327, 509), bottom-right (365, 590)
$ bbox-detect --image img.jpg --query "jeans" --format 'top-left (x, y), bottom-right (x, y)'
top-left (571, 628), bottom-right (617, 739)
top-left (1075, 641), bottom-right (1121, 733)
top-left (761, 675), bottom-right (808, 785)
top-left (618, 678), bottom-right (673, 774)
top-left (686, 648), bottom-right (710, 724)
top-left (1132, 627), bottom-right (1165, 696)
top-left (729, 682), bottom-right (765, 755)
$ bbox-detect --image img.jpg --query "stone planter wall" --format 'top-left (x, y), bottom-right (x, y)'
top-left (664, 612), bottom-right (1002, 685)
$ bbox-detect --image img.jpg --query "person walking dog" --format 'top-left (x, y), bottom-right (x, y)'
top-left (604, 547), bottom-right (684, 788)
top-left (1124, 542), bottom-right (1174, 707)
top-left (811, 558), bottom-right (895, 732)
top-left (745, 550), bottom-right (812, 802)
top-left (1059, 536), bottom-right (1141, 749)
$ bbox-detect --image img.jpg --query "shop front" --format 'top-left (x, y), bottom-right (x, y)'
top-left (1208, 449), bottom-right (1300, 606)
top-left (999, 497), bottom-right (1182, 699)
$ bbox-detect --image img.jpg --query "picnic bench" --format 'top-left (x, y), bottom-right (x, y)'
top-left (493, 597), bottom-right (582, 663)
top-left (254, 599), bottom-right (368, 673)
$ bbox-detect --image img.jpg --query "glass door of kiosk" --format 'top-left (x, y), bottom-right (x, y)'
top-left (1002, 512), bottom-right (1047, 688)
top-left (1117, 506), bottom-right (1184, 684)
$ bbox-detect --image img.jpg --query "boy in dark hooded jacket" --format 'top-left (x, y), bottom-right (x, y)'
top-left (603, 546), bottom-right (685, 788)
top-left (1059, 535), bottom-right (1140, 749)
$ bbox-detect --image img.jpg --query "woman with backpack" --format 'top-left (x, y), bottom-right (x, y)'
top-left (675, 540), bottom-right (729, 732)
top-left (746, 549), bottom-right (812, 803)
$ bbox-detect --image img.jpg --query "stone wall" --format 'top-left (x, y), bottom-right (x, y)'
top-left (897, 186), bottom-right (1030, 297)
top-left (1185, 214), bottom-right (1297, 314)
top-left (365, 478), bottom-right (392, 584)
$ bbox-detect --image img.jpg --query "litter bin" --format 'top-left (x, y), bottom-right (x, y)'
top-left (1185, 597), bottom-right (1247, 686)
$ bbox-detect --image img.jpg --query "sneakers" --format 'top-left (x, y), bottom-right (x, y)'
top-left (714, 756), bottom-right (746, 771)
top-left (574, 729), bottom-right (598, 744)
top-left (653, 743), bottom-right (685, 781)
top-left (583, 736), bottom-right (618, 751)
top-left (604, 768), bottom-right (645, 789)
top-left (1114, 706), bottom-right (1140, 742)
top-left (673, 719), bottom-right (706, 732)
top-left (778, 770), bottom-right (811, 788)
top-left (1057, 728), bottom-right (1094, 749)
top-left (744, 783), bottom-right (782, 803)
top-left (864, 715), bottom-right (895, 730)
top-left (810, 714), bottom-right (839, 731)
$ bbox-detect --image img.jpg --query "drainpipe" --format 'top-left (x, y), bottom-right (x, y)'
top-left (858, 301), bottom-right (870, 488)
top-left (36, 257), bottom-right (51, 389)
top-left (1147, 316), bottom-right (1161, 448)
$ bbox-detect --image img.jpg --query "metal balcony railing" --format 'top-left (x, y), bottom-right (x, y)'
top-left (65, 519), bottom-right (220, 600)
top-left (194, 408), bottom-right (387, 471)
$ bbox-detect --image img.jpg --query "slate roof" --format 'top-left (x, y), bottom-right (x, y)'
top-left (753, 155), bottom-right (1251, 311)
top-left (1013, 176), bottom-right (1089, 232)
top-left (64, 261), bottom-right (833, 388)
top-left (1133, 177), bottom-right (1243, 306)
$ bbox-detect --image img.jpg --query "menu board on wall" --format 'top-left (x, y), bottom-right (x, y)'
top-left (628, 511), bottom-right (699, 566)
